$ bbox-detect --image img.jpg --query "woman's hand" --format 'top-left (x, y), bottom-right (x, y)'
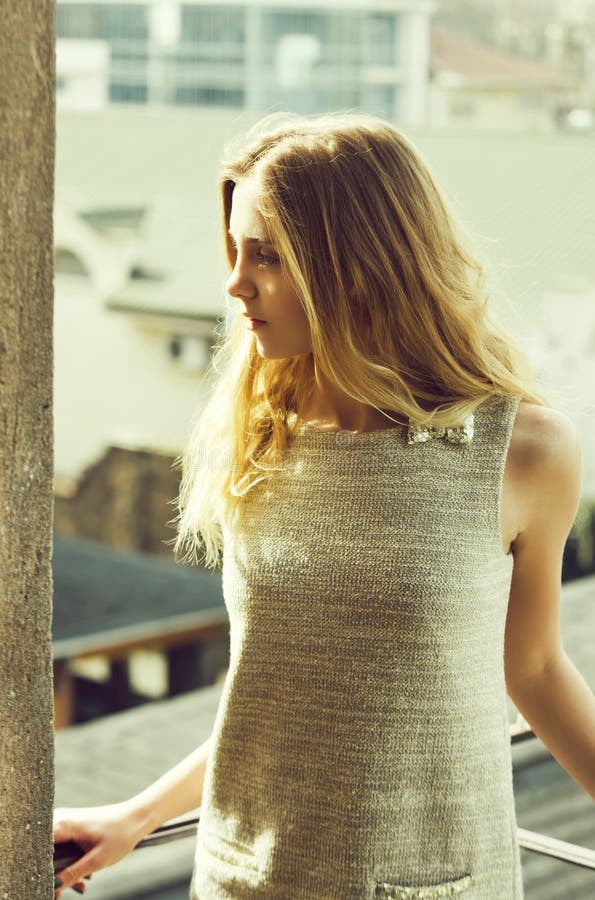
top-left (52, 738), bottom-right (211, 894)
top-left (53, 800), bottom-right (154, 897)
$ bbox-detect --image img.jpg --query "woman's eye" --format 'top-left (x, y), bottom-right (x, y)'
top-left (256, 250), bottom-right (279, 267)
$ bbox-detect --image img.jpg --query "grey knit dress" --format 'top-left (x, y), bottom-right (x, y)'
top-left (190, 393), bottom-right (524, 899)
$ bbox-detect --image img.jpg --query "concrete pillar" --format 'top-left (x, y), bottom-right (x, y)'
top-left (0, 1), bottom-right (56, 892)
top-left (400, 10), bottom-right (432, 128)
top-left (148, 0), bottom-right (182, 105)
top-left (245, 4), bottom-right (263, 113)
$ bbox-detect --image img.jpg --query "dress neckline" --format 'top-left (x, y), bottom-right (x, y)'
top-left (288, 405), bottom-right (480, 446)
top-left (287, 409), bottom-right (407, 435)
top-left (290, 414), bottom-right (407, 442)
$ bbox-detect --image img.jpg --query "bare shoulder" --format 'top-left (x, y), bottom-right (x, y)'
top-left (508, 399), bottom-right (580, 473)
top-left (504, 399), bottom-right (582, 546)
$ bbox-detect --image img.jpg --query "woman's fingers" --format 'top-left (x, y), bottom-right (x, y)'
top-left (52, 812), bottom-right (77, 844)
top-left (54, 874), bottom-right (90, 897)
top-left (55, 849), bottom-right (100, 894)
top-left (53, 801), bottom-right (146, 892)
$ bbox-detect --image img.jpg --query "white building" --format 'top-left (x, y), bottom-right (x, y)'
top-left (56, 0), bottom-right (436, 127)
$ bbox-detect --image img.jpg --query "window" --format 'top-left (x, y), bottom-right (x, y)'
top-left (56, 3), bottom-right (148, 41)
top-left (180, 4), bottom-right (245, 60)
top-left (54, 248), bottom-right (89, 278)
top-left (56, 4), bottom-right (102, 39)
top-left (261, 10), bottom-right (360, 67)
top-left (364, 14), bottom-right (398, 67)
top-left (174, 86), bottom-right (244, 107)
top-left (362, 85), bottom-right (397, 122)
top-left (109, 83), bottom-right (148, 104)
top-left (102, 5), bottom-right (148, 41)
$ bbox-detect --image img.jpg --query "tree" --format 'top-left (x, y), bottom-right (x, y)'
top-left (0, 1), bottom-right (56, 895)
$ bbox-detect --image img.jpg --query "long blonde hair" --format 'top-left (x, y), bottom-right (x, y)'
top-left (172, 111), bottom-right (547, 569)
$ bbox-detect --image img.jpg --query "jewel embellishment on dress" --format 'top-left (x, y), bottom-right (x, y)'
top-left (375, 873), bottom-right (472, 898)
top-left (406, 414), bottom-right (474, 446)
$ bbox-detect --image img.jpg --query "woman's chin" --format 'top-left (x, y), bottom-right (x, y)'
top-left (254, 342), bottom-right (311, 361)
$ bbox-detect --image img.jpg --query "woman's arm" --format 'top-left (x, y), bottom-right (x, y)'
top-left (507, 651), bottom-right (595, 798)
top-left (503, 404), bottom-right (595, 799)
top-left (54, 736), bottom-right (212, 895)
top-left (126, 734), bottom-right (212, 832)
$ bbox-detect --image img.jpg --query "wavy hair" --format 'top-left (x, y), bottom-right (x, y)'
top-left (172, 111), bottom-right (548, 569)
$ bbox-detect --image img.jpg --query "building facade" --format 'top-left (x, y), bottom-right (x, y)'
top-left (56, 0), bottom-right (436, 126)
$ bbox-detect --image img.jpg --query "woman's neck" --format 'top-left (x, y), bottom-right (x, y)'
top-left (297, 373), bottom-right (407, 432)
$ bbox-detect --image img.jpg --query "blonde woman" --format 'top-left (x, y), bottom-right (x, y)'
top-left (53, 113), bottom-right (595, 899)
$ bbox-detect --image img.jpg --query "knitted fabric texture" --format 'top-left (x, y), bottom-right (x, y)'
top-left (190, 393), bottom-right (524, 899)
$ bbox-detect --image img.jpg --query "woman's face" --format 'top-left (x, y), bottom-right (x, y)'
top-left (226, 177), bottom-right (312, 359)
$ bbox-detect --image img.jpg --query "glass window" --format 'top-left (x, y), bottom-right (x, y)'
top-left (56, 3), bottom-right (148, 41)
top-left (364, 14), bottom-right (397, 67)
top-left (362, 85), bottom-right (396, 121)
top-left (103, 5), bottom-right (148, 41)
top-left (109, 82), bottom-right (148, 104)
top-left (56, 4), bottom-right (101, 39)
top-left (55, 248), bottom-right (89, 278)
top-left (179, 4), bottom-right (246, 63)
top-left (174, 86), bottom-right (244, 107)
top-left (261, 10), bottom-right (361, 67)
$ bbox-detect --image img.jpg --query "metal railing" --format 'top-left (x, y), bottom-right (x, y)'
top-left (510, 715), bottom-right (595, 870)
top-left (54, 717), bottom-right (595, 875)
top-left (53, 812), bottom-right (595, 874)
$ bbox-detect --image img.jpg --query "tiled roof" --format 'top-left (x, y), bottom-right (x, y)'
top-left (431, 24), bottom-right (575, 87)
top-left (52, 533), bottom-right (225, 659)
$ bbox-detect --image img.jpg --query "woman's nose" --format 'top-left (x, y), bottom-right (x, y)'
top-left (226, 257), bottom-right (256, 301)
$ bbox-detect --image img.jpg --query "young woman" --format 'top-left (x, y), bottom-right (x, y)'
top-left (53, 113), bottom-right (594, 899)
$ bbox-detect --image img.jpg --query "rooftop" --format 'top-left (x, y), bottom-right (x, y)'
top-left (431, 24), bottom-right (576, 88)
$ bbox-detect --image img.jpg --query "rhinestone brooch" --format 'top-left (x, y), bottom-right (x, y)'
top-left (375, 873), bottom-right (472, 898)
top-left (406, 414), bottom-right (474, 446)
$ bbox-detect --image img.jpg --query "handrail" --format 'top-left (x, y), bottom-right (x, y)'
top-left (54, 818), bottom-right (199, 871)
top-left (55, 718), bottom-right (594, 875)
top-left (509, 721), bottom-right (595, 868)
top-left (54, 815), bottom-right (595, 874)
top-left (511, 724), bottom-right (535, 743)
top-left (518, 827), bottom-right (595, 870)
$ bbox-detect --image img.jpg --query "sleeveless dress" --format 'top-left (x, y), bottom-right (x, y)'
top-left (190, 393), bottom-right (524, 899)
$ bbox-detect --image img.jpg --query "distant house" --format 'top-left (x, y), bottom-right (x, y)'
top-left (53, 107), bottom-right (244, 495)
top-left (54, 192), bottom-right (218, 485)
top-left (429, 24), bottom-right (578, 131)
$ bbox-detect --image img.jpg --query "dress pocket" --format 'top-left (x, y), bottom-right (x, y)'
top-left (375, 872), bottom-right (472, 898)
top-left (203, 831), bottom-right (262, 872)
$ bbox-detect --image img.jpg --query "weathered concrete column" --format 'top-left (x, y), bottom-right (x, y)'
top-left (0, 1), bottom-right (56, 896)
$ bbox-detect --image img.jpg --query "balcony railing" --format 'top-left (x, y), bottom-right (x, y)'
top-left (54, 809), bottom-right (595, 875)
top-left (54, 723), bottom-right (595, 871)
top-left (54, 717), bottom-right (595, 878)
top-left (55, 576), bottom-right (595, 884)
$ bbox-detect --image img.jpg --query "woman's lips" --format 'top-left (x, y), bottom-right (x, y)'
top-left (246, 317), bottom-right (267, 330)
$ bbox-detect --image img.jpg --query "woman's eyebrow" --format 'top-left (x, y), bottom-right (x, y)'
top-left (227, 229), bottom-right (274, 245)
